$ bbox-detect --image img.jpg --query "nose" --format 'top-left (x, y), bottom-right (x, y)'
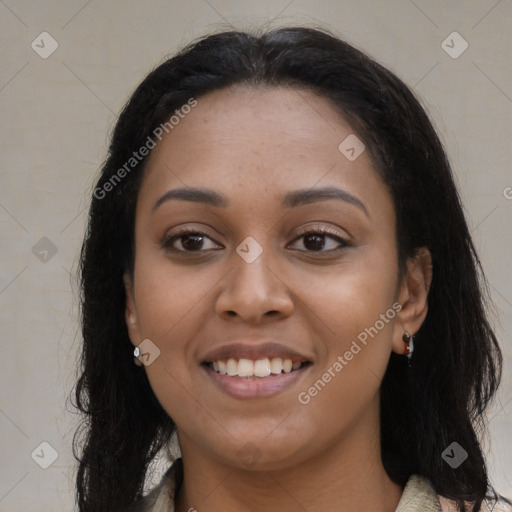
top-left (215, 250), bottom-right (294, 324)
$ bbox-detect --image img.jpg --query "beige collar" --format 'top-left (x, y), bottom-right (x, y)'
top-left (139, 459), bottom-right (445, 512)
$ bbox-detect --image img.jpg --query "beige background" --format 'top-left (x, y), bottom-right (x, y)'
top-left (1, 0), bottom-right (511, 510)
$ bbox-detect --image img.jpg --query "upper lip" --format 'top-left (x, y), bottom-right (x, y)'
top-left (200, 342), bottom-right (313, 364)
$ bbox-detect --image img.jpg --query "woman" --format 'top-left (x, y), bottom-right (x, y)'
top-left (74, 27), bottom-right (510, 512)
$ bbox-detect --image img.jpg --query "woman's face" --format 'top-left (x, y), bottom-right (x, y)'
top-left (124, 85), bottom-right (418, 470)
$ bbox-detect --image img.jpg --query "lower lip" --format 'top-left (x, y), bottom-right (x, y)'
top-left (202, 364), bottom-right (312, 399)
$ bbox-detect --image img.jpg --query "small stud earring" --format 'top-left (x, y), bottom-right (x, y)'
top-left (133, 346), bottom-right (143, 366)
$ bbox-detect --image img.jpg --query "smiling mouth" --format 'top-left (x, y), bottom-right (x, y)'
top-left (202, 357), bottom-right (312, 379)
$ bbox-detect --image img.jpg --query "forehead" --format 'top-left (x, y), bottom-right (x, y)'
top-left (138, 85), bottom-right (390, 218)
top-left (145, 85), bottom-right (355, 171)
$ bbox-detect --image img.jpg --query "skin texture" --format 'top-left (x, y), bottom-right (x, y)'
top-left (124, 85), bottom-right (432, 512)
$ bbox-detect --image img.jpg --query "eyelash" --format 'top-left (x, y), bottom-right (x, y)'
top-left (161, 225), bottom-right (350, 255)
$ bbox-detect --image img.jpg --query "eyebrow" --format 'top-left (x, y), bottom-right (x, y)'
top-left (152, 185), bottom-right (369, 216)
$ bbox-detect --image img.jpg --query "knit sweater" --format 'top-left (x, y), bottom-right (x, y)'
top-left (127, 458), bottom-right (473, 511)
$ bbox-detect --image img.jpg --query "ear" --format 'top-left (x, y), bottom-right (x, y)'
top-left (391, 247), bottom-right (433, 355)
top-left (123, 272), bottom-right (143, 366)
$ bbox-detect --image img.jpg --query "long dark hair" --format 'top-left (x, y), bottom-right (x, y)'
top-left (74, 26), bottom-right (507, 511)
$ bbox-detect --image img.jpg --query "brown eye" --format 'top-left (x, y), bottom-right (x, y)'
top-left (289, 227), bottom-right (349, 253)
top-left (162, 230), bottom-right (222, 252)
top-left (302, 233), bottom-right (330, 251)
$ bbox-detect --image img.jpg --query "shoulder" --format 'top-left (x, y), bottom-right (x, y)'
top-left (438, 495), bottom-right (512, 512)
top-left (124, 458), bottom-right (183, 512)
top-left (396, 474), bottom-right (443, 511)
top-left (399, 475), bottom-right (512, 512)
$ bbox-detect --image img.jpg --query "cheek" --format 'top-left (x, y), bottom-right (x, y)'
top-left (291, 251), bottom-right (398, 342)
top-left (293, 267), bottom-right (398, 447)
top-left (132, 252), bottom-right (219, 339)
top-left (292, 253), bottom-right (399, 411)
top-left (132, 268), bottom-right (207, 427)
top-left (130, 263), bottom-right (201, 377)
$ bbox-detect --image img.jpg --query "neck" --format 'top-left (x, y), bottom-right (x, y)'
top-left (174, 406), bottom-right (404, 512)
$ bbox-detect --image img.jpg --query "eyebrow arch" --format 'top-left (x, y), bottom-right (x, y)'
top-left (282, 186), bottom-right (369, 216)
top-left (152, 185), bottom-right (369, 216)
top-left (152, 187), bottom-right (229, 211)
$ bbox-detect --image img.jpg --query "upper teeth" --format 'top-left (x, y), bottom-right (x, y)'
top-left (211, 358), bottom-right (303, 378)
